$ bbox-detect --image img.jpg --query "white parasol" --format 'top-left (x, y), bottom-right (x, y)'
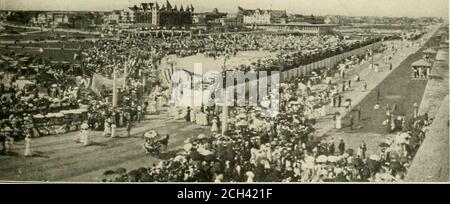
top-left (144, 130), bottom-right (158, 139)
top-left (369, 154), bottom-right (381, 161)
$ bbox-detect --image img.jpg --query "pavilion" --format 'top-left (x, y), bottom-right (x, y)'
top-left (411, 59), bottom-right (432, 80)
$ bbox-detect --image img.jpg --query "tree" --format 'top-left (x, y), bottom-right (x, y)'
top-left (6, 11), bottom-right (34, 25)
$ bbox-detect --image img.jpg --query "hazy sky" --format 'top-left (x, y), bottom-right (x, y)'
top-left (1, 0), bottom-right (448, 18)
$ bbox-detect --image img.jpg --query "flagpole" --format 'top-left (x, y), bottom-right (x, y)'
top-left (221, 55), bottom-right (229, 135)
top-left (111, 65), bottom-right (118, 138)
top-left (112, 65), bottom-right (118, 108)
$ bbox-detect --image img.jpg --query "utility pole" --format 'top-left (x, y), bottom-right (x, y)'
top-left (111, 65), bottom-right (118, 138)
top-left (221, 55), bottom-right (229, 135)
top-left (371, 39), bottom-right (374, 69)
top-left (112, 65), bottom-right (118, 108)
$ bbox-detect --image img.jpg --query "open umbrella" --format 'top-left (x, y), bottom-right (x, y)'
top-left (114, 167), bottom-right (127, 175)
top-left (369, 154), bottom-right (381, 161)
top-left (81, 123), bottom-right (89, 130)
top-left (144, 130), bottom-right (158, 139)
top-left (174, 155), bottom-right (187, 163)
top-left (345, 149), bottom-right (354, 156)
top-left (197, 133), bottom-right (207, 140)
top-left (389, 161), bottom-right (403, 171)
top-left (388, 151), bottom-right (400, 161)
top-left (378, 142), bottom-right (390, 148)
top-left (366, 159), bottom-right (381, 173)
top-left (183, 143), bottom-right (192, 151)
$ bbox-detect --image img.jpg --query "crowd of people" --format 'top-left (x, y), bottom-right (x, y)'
top-left (1, 27), bottom-right (433, 183)
top-left (98, 31), bottom-right (434, 182)
top-left (102, 84), bottom-right (433, 182)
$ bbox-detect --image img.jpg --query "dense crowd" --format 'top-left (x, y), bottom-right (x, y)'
top-left (1, 28), bottom-right (432, 182)
top-left (102, 82), bottom-right (433, 182)
top-left (96, 30), bottom-right (435, 182)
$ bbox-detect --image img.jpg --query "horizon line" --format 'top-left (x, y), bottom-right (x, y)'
top-left (0, 9), bottom-right (443, 19)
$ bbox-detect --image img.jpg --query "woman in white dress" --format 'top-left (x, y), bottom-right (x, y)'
top-left (320, 105), bottom-right (327, 117)
top-left (80, 122), bottom-right (90, 146)
top-left (24, 134), bottom-right (33, 157)
top-left (245, 171), bottom-right (255, 183)
top-left (335, 112), bottom-right (342, 129)
top-left (211, 117), bottom-right (219, 133)
top-left (103, 119), bottom-right (111, 137)
top-left (82, 128), bottom-right (90, 146)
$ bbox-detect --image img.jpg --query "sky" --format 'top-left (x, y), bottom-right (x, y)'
top-left (0, 0), bottom-right (448, 18)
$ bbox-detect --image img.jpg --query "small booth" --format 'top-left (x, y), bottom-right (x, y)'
top-left (411, 59), bottom-right (432, 80)
top-left (421, 48), bottom-right (437, 61)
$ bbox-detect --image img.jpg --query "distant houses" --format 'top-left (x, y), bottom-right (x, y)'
top-left (104, 1), bottom-right (194, 28)
top-left (0, 3), bottom-right (442, 33)
top-left (29, 12), bottom-right (103, 29)
top-left (32, 12), bottom-right (70, 26)
top-left (238, 6), bottom-right (287, 25)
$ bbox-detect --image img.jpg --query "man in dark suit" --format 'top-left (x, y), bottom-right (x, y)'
top-left (377, 88), bottom-right (381, 104)
top-left (337, 94), bottom-right (342, 107)
top-left (357, 106), bottom-right (362, 121)
top-left (349, 114), bottom-right (354, 130)
top-left (332, 95), bottom-right (337, 107)
top-left (338, 138), bottom-right (345, 155)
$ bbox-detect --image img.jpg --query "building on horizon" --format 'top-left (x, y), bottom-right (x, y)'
top-left (106, 1), bottom-right (194, 28)
top-left (31, 12), bottom-right (69, 27)
top-left (238, 6), bottom-right (287, 25)
top-left (192, 8), bottom-right (227, 25)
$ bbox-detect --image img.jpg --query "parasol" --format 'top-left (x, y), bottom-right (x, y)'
top-left (388, 151), bottom-right (400, 161)
top-left (174, 155), bottom-right (187, 163)
top-left (183, 143), bottom-right (193, 151)
top-left (378, 142), bottom-right (390, 148)
top-left (4, 126), bottom-right (13, 132)
top-left (197, 133), bottom-right (207, 139)
top-left (198, 149), bottom-right (213, 156)
top-left (374, 104), bottom-right (380, 110)
top-left (389, 161), bottom-right (403, 171)
top-left (81, 123), bottom-right (89, 130)
top-left (345, 149), bottom-right (354, 156)
top-left (144, 130), bottom-right (158, 139)
top-left (369, 154), bottom-right (381, 161)
top-left (366, 159), bottom-right (381, 172)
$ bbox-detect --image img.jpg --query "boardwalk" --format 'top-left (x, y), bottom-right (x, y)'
top-left (324, 26), bottom-right (443, 156)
